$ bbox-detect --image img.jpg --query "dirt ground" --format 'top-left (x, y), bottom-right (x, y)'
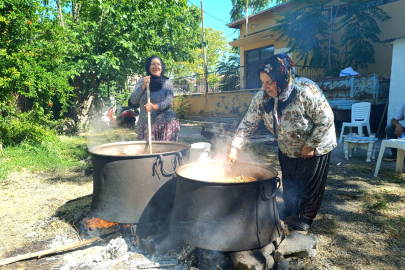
top-left (0, 123), bottom-right (404, 270)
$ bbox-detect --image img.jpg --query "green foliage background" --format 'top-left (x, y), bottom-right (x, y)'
top-left (0, 0), bottom-right (202, 146)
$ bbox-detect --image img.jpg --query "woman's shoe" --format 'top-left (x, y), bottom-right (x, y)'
top-left (278, 209), bottom-right (299, 222)
top-left (288, 217), bottom-right (312, 234)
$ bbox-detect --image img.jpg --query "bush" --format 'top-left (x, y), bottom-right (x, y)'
top-left (173, 93), bottom-right (190, 119)
top-left (0, 111), bottom-right (59, 146)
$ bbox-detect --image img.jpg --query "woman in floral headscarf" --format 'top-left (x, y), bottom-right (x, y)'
top-left (130, 55), bottom-right (180, 141)
top-left (228, 54), bottom-right (337, 233)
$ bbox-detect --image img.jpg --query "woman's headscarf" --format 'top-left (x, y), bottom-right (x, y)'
top-left (259, 54), bottom-right (296, 114)
top-left (145, 55), bottom-right (169, 92)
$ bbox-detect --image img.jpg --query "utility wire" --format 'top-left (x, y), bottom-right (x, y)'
top-left (225, 29), bottom-right (238, 38)
top-left (187, 0), bottom-right (231, 24)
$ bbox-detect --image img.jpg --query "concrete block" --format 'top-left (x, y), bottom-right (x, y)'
top-left (260, 243), bottom-right (276, 270)
top-left (274, 231), bottom-right (317, 261)
top-left (229, 249), bottom-right (266, 270)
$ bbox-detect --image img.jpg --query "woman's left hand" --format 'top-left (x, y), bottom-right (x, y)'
top-left (301, 144), bottom-right (315, 159)
top-left (144, 103), bottom-right (159, 112)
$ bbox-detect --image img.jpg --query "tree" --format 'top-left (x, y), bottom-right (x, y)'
top-left (0, 0), bottom-right (75, 117)
top-left (230, 0), bottom-right (286, 21)
top-left (63, 0), bottom-right (202, 125)
top-left (215, 53), bottom-right (241, 92)
top-left (171, 27), bottom-right (229, 87)
top-left (67, 0), bottom-right (201, 87)
top-left (274, 0), bottom-right (390, 75)
top-left (0, 0), bottom-right (203, 138)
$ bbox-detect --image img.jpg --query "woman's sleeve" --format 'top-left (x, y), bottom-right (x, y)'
top-left (231, 91), bottom-right (265, 150)
top-left (130, 78), bottom-right (144, 106)
top-left (157, 79), bottom-right (174, 111)
top-left (303, 83), bottom-right (335, 149)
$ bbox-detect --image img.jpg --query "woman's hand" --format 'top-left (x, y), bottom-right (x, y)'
top-left (142, 76), bottom-right (151, 91)
top-left (228, 147), bottom-right (238, 164)
top-left (301, 144), bottom-right (315, 159)
top-left (144, 103), bottom-right (159, 112)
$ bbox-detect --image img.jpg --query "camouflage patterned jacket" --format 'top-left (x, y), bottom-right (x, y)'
top-left (231, 77), bottom-right (337, 158)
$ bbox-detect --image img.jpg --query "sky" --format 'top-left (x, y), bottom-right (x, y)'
top-left (187, 0), bottom-right (239, 43)
top-left (186, 0), bottom-right (277, 43)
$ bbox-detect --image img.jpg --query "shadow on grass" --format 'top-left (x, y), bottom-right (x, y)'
top-left (44, 171), bottom-right (93, 184)
top-left (54, 194), bottom-right (93, 233)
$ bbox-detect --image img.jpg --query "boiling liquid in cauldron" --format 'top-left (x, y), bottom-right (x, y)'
top-left (212, 175), bottom-right (257, 183)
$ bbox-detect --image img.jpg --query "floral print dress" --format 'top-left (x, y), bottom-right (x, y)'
top-left (231, 77), bottom-right (337, 158)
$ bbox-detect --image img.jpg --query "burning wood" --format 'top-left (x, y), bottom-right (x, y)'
top-left (122, 223), bottom-right (132, 229)
top-left (82, 217), bottom-right (118, 230)
top-left (178, 245), bottom-right (197, 262)
top-left (80, 216), bottom-right (133, 239)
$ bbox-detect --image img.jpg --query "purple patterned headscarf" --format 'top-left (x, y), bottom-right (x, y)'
top-left (259, 54), bottom-right (296, 102)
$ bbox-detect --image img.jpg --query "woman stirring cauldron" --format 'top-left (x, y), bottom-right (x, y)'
top-left (130, 56), bottom-right (180, 141)
top-left (228, 54), bottom-right (337, 233)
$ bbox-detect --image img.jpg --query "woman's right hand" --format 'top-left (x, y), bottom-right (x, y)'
top-left (227, 147), bottom-right (238, 164)
top-left (142, 76), bottom-right (151, 90)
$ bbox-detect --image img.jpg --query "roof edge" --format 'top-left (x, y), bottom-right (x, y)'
top-left (380, 36), bottom-right (405, 44)
top-left (226, 2), bottom-right (292, 28)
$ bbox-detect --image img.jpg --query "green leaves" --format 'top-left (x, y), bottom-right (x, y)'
top-left (230, 0), bottom-right (286, 21)
top-left (1, 0), bottom-right (203, 144)
top-left (67, 0), bottom-right (201, 89)
top-left (274, 0), bottom-right (391, 75)
top-left (1, 0), bottom-right (74, 119)
top-left (171, 27), bottom-right (228, 81)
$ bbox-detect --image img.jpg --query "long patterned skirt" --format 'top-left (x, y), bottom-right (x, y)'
top-left (137, 119), bottom-right (180, 141)
top-left (278, 150), bottom-right (331, 221)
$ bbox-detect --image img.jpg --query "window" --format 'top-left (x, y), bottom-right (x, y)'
top-left (245, 45), bottom-right (274, 89)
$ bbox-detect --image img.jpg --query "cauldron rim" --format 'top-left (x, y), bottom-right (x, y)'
top-left (89, 140), bottom-right (191, 157)
top-left (175, 160), bottom-right (278, 185)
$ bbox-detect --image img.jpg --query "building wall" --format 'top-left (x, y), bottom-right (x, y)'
top-left (387, 38), bottom-right (405, 126)
top-left (332, 0), bottom-right (405, 75)
top-left (184, 90), bottom-right (259, 118)
top-left (234, 0), bottom-right (405, 77)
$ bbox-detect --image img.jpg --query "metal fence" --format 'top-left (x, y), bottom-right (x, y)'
top-left (172, 68), bottom-right (243, 95)
top-left (294, 65), bottom-right (327, 81)
top-left (172, 65), bottom-right (326, 94)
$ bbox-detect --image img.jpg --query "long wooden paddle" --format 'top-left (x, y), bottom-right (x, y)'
top-left (147, 83), bottom-right (153, 154)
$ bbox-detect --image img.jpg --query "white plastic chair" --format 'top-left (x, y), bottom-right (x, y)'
top-left (339, 102), bottom-right (371, 143)
top-left (374, 139), bottom-right (405, 177)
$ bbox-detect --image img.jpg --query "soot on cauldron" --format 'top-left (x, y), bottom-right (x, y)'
top-left (89, 141), bottom-right (190, 235)
top-left (171, 161), bottom-right (283, 252)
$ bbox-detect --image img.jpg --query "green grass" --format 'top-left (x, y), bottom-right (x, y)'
top-left (0, 136), bottom-right (89, 181)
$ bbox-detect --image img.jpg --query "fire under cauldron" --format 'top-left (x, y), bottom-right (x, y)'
top-left (170, 161), bottom-right (283, 252)
top-left (89, 141), bottom-right (190, 235)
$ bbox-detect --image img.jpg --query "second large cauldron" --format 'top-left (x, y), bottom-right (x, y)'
top-left (170, 161), bottom-right (283, 252)
top-left (90, 141), bottom-right (190, 235)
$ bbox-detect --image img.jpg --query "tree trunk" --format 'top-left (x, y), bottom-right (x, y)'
top-left (328, 0), bottom-right (333, 72)
top-left (57, 0), bottom-right (65, 28)
top-left (328, 0), bottom-right (340, 73)
top-left (70, 74), bottom-right (101, 131)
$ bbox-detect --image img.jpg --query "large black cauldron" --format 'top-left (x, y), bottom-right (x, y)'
top-left (89, 141), bottom-right (190, 235)
top-left (170, 161), bottom-right (283, 252)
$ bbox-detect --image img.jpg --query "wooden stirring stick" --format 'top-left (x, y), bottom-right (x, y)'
top-left (147, 83), bottom-right (153, 154)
